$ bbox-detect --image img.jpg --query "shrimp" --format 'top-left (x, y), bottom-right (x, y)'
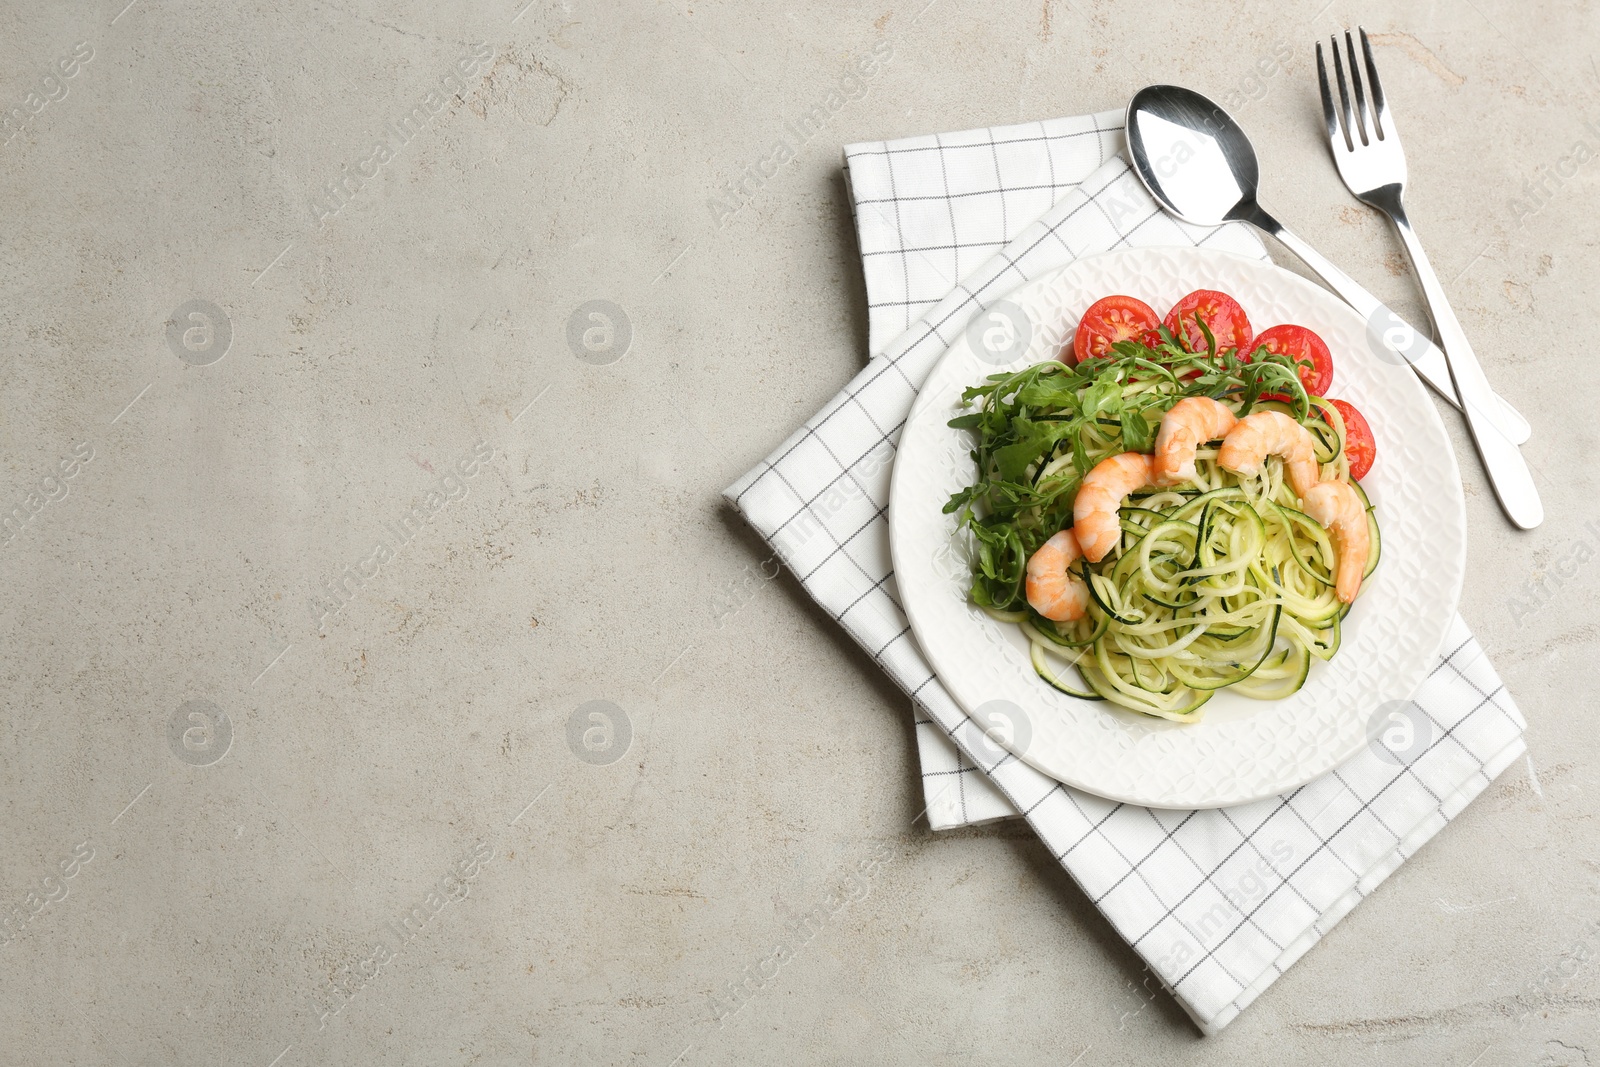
top-left (1153, 397), bottom-right (1239, 486)
top-left (1025, 529), bottom-right (1090, 622)
top-left (1302, 480), bottom-right (1370, 603)
top-left (1073, 452), bottom-right (1155, 563)
top-left (1218, 411), bottom-right (1321, 499)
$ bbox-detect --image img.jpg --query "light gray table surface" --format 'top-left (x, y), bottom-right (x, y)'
top-left (2, 1), bottom-right (1596, 1063)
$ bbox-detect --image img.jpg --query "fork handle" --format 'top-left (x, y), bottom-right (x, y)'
top-left (1239, 206), bottom-right (1533, 446)
top-left (1384, 199), bottom-right (1544, 529)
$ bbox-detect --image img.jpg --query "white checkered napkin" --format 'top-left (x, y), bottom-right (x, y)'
top-left (724, 117), bottom-right (1528, 1032)
top-left (843, 111), bottom-right (1126, 357)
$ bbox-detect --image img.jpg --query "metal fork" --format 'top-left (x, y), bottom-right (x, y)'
top-left (1318, 28), bottom-right (1542, 529)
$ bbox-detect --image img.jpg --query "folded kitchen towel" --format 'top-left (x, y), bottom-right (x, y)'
top-left (723, 110), bottom-right (1527, 1033)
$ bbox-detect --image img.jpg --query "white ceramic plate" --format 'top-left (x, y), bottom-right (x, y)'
top-left (889, 247), bottom-right (1466, 809)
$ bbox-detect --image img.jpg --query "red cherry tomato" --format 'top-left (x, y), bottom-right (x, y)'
top-left (1247, 324), bottom-right (1335, 399)
top-left (1069, 295), bottom-right (1161, 365)
top-left (1328, 399), bottom-right (1376, 480)
top-left (1163, 289), bottom-right (1253, 356)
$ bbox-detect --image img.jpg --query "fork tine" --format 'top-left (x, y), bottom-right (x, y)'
top-left (1330, 36), bottom-right (1358, 151)
top-left (1358, 27), bottom-right (1388, 139)
top-left (1315, 42), bottom-right (1342, 149)
top-left (1344, 30), bottom-right (1372, 145)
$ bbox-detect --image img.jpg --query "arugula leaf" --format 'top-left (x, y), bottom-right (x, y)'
top-left (992, 416), bottom-right (1078, 484)
top-left (1195, 313), bottom-right (1218, 360)
top-left (1120, 405), bottom-right (1156, 453)
top-left (1078, 378), bottom-right (1123, 419)
top-left (1015, 376), bottom-right (1083, 411)
top-left (943, 484), bottom-right (979, 514)
top-left (1070, 432), bottom-right (1091, 479)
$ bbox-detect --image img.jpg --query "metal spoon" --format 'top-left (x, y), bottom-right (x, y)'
top-left (1124, 84), bottom-right (1533, 449)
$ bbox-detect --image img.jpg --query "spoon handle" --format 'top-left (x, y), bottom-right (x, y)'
top-left (1239, 207), bottom-right (1533, 446)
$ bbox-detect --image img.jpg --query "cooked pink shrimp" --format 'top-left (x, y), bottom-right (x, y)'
top-left (1302, 480), bottom-right (1370, 603)
top-left (1218, 411), bottom-right (1321, 499)
top-left (1025, 529), bottom-right (1090, 622)
top-left (1073, 452), bottom-right (1155, 563)
top-left (1153, 397), bottom-right (1238, 486)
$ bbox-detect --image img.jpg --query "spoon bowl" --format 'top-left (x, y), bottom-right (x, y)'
top-left (1125, 85), bottom-right (1260, 227)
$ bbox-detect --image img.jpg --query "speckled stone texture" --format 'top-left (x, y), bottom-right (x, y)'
top-left (0, 1), bottom-right (1595, 1064)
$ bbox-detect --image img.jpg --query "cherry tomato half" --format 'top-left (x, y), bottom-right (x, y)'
top-left (1328, 398), bottom-right (1376, 480)
top-left (1163, 289), bottom-right (1253, 357)
top-left (1246, 323), bottom-right (1335, 400)
top-left (1068, 295), bottom-right (1161, 365)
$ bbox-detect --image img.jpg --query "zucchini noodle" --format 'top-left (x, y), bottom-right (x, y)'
top-left (947, 323), bottom-right (1381, 721)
